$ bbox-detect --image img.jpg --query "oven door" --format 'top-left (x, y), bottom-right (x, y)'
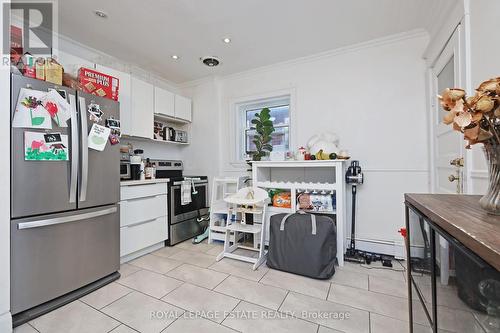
top-left (170, 180), bottom-right (209, 224)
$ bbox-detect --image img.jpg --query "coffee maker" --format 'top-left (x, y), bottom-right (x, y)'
top-left (130, 149), bottom-right (144, 180)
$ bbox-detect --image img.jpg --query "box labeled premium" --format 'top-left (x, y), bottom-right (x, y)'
top-left (78, 67), bottom-right (119, 101)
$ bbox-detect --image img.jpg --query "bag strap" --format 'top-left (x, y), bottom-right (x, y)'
top-left (280, 211), bottom-right (317, 235)
top-left (279, 213), bottom-right (294, 231)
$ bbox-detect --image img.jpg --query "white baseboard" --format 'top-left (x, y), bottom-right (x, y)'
top-left (346, 237), bottom-right (423, 260)
top-left (120, 242), bottom-right (165, 264)
top-left (0, 311), bottom-right (12, 333)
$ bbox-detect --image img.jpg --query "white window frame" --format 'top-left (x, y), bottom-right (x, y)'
top-left (235, 94), bottom-right (291, 161)
top-left (228, 87), bottom-right (297, 167)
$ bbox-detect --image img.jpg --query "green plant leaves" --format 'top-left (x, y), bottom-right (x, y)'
top-left (249, 107), bottom-right (276, 160)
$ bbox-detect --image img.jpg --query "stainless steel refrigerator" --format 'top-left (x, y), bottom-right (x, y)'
top-left (10, 74), bottom-right (120, 323)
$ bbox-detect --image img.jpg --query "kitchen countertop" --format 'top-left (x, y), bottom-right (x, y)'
top-left (405, 193), bottom-right (500, 271)
top-left (120, 179), bottom-right (170, 186)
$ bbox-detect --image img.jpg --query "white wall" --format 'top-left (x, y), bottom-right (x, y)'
top-left (180, 78), bottom-right (221, 180)
top-left (0, 0), bottom-right (12, 331)
top-left (184, 32), bottom-right (430, 254)
top-left (467, 0), bottom-right (500, 194)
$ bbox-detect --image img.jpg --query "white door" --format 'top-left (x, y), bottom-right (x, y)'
top-left (429, 26), bottom-right (468, 286)
top-left (131, 76), bottom-right (154, 139)
top-left (430, 27), bottom-right (466, 195)
top-left (95, 65), bottom-right (132, 136)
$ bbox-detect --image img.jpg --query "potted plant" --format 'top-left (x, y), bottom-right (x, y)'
top-left (249, 108), bottom-right (275, 161)
top-left (438, 77), bottom-right (500, 214)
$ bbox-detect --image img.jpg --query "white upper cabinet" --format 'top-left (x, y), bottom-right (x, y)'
top-left (175, 94), bottom-right (192, 122)
top-left (55, 51), bottom-right (94, 77)
top-left (154, 86), bottom-right (175, 118)
top-left (131, 76), bottom-right (154, 139)
top-left (95, 64), bottom-right (132, 136)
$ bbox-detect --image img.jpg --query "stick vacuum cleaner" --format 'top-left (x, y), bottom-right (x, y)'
top-left (344, 160), bottom-right (393, 266)
top-left (345, 161), bottom-right (365, 263)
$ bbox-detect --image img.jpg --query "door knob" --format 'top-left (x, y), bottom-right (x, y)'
top-left (448, 174), bottom-right (458, 182)
top-left (450, 157), bottom-right (464, 167)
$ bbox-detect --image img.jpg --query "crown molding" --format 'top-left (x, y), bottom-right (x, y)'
top-left (56, 32), bottom-right (179, 91)
top-left (180, 29), bottom-right (428, 87)
top-left (177, 75), bottom-right (220, 89)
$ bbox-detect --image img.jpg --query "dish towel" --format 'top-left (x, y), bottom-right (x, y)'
top-left (181, 181), bottom-right (192, 205)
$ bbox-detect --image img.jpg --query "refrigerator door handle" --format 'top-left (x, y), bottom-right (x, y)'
top-left (68, 94), bottom-right (79, 203)
top-left (79, 96), bottom-right (89, 202)
top-left (17, 207), bottom-right (117, 230)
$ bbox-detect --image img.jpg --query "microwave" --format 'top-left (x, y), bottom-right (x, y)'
top-left (120, 162), bottom-right (131, 180)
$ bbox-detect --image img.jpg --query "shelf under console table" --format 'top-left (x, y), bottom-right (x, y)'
top-left (404, 193), bottom-right (500, 333)
top-left (252, 160), bottom-right (348, 266)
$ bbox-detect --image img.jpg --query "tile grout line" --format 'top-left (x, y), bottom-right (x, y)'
top-left (330, 280), bottom-right (411, 301)
top-left (257, 266), bottom-right (270, 282)
top-left (220, 299), bottom-right (242, 326)
top-left (277, 290), bottom-right (290, 312)
top-left (158, 281), bottom-right (186, 299)
top-left (72, 300), bottom-right (122, 332)
top-left (326, 281), bottom-right (332, 300)
top-left (84, 287), bottom-right (134, 311)
top-left (210, 272), bottom-right (232, 290)
top-left (27, 323), bottom-right (41, 333)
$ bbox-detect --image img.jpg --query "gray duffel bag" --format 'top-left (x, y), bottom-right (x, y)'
top-left (267, 212), bottom-right (336, 279)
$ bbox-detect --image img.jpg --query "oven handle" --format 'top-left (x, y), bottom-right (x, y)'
top-left (172, 180), bottom-right (208, 186)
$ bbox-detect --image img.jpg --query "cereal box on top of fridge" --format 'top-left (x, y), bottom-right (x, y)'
top-left (78, 67), bottom-right (119, 101)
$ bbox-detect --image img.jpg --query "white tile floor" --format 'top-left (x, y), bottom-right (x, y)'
top-left (12, 240), bottom-right (475, 333)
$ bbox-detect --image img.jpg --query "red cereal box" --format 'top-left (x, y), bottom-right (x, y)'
top-left (78, 67), bottom-right (119, 101)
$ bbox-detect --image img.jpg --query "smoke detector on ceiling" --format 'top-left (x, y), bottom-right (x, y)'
top-left (201, 56), bottom-right (220, 67)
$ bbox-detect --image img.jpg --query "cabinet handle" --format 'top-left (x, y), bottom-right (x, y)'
top-left (123, 194), bottom-right (164, 202)
top-left (125, 218), bottom-right (158, 228)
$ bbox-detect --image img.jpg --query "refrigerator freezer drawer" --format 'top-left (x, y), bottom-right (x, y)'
top-left (120, 194), bottom-right (167, 227)
top-left (120, 216), bottom-right (167, 257)
top-left (11, 205), bottom-right (120, 315)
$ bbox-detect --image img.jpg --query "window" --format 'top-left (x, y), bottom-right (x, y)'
top-left (237, 95), bottom-right (290, 160)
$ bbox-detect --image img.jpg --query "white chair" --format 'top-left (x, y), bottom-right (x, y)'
top-left (216, 187), bottom-right (269, 270)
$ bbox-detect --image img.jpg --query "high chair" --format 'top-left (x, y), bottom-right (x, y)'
top-left (215, 187), bottom-right (269, 270)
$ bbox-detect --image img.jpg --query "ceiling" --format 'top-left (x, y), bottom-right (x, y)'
top-left (58, 0), bottom-right (457, 83)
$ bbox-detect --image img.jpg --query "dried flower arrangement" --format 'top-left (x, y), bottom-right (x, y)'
top-left (439, 77), bottom-right (500, 148)
top-left (438, 77), bottom-right (500, 215)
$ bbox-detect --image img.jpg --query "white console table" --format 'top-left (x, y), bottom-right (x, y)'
top-left (252, 160), bottom-right (348, 266)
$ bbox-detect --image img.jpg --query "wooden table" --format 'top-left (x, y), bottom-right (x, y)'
top-left (404, 194), bottom-right (500, 333)
top-left (405, 194), bottom-right (500, 270)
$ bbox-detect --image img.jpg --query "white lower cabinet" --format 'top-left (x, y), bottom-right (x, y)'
top-left (120, 183), bottom-right (168, 260)
top-left (120, 216), bottom-right (167, 257)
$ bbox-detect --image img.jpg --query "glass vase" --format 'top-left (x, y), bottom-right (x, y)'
top-left (479, 144), bottom-right (500, 215)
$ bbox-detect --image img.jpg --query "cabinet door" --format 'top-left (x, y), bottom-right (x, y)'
top-left (131, 76), bottom-right (154, 138)
top-left (154, 86), bottom-right (175, 118)
top-left (175, 94), bottom-right (192, 122)
top-left (55, 50), bottom-right (94, 77)
top-left (95, 65), bottom-right (132, 136)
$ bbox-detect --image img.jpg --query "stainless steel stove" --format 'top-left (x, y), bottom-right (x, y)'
top-left (152, 160), bottom-right (209, 245)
